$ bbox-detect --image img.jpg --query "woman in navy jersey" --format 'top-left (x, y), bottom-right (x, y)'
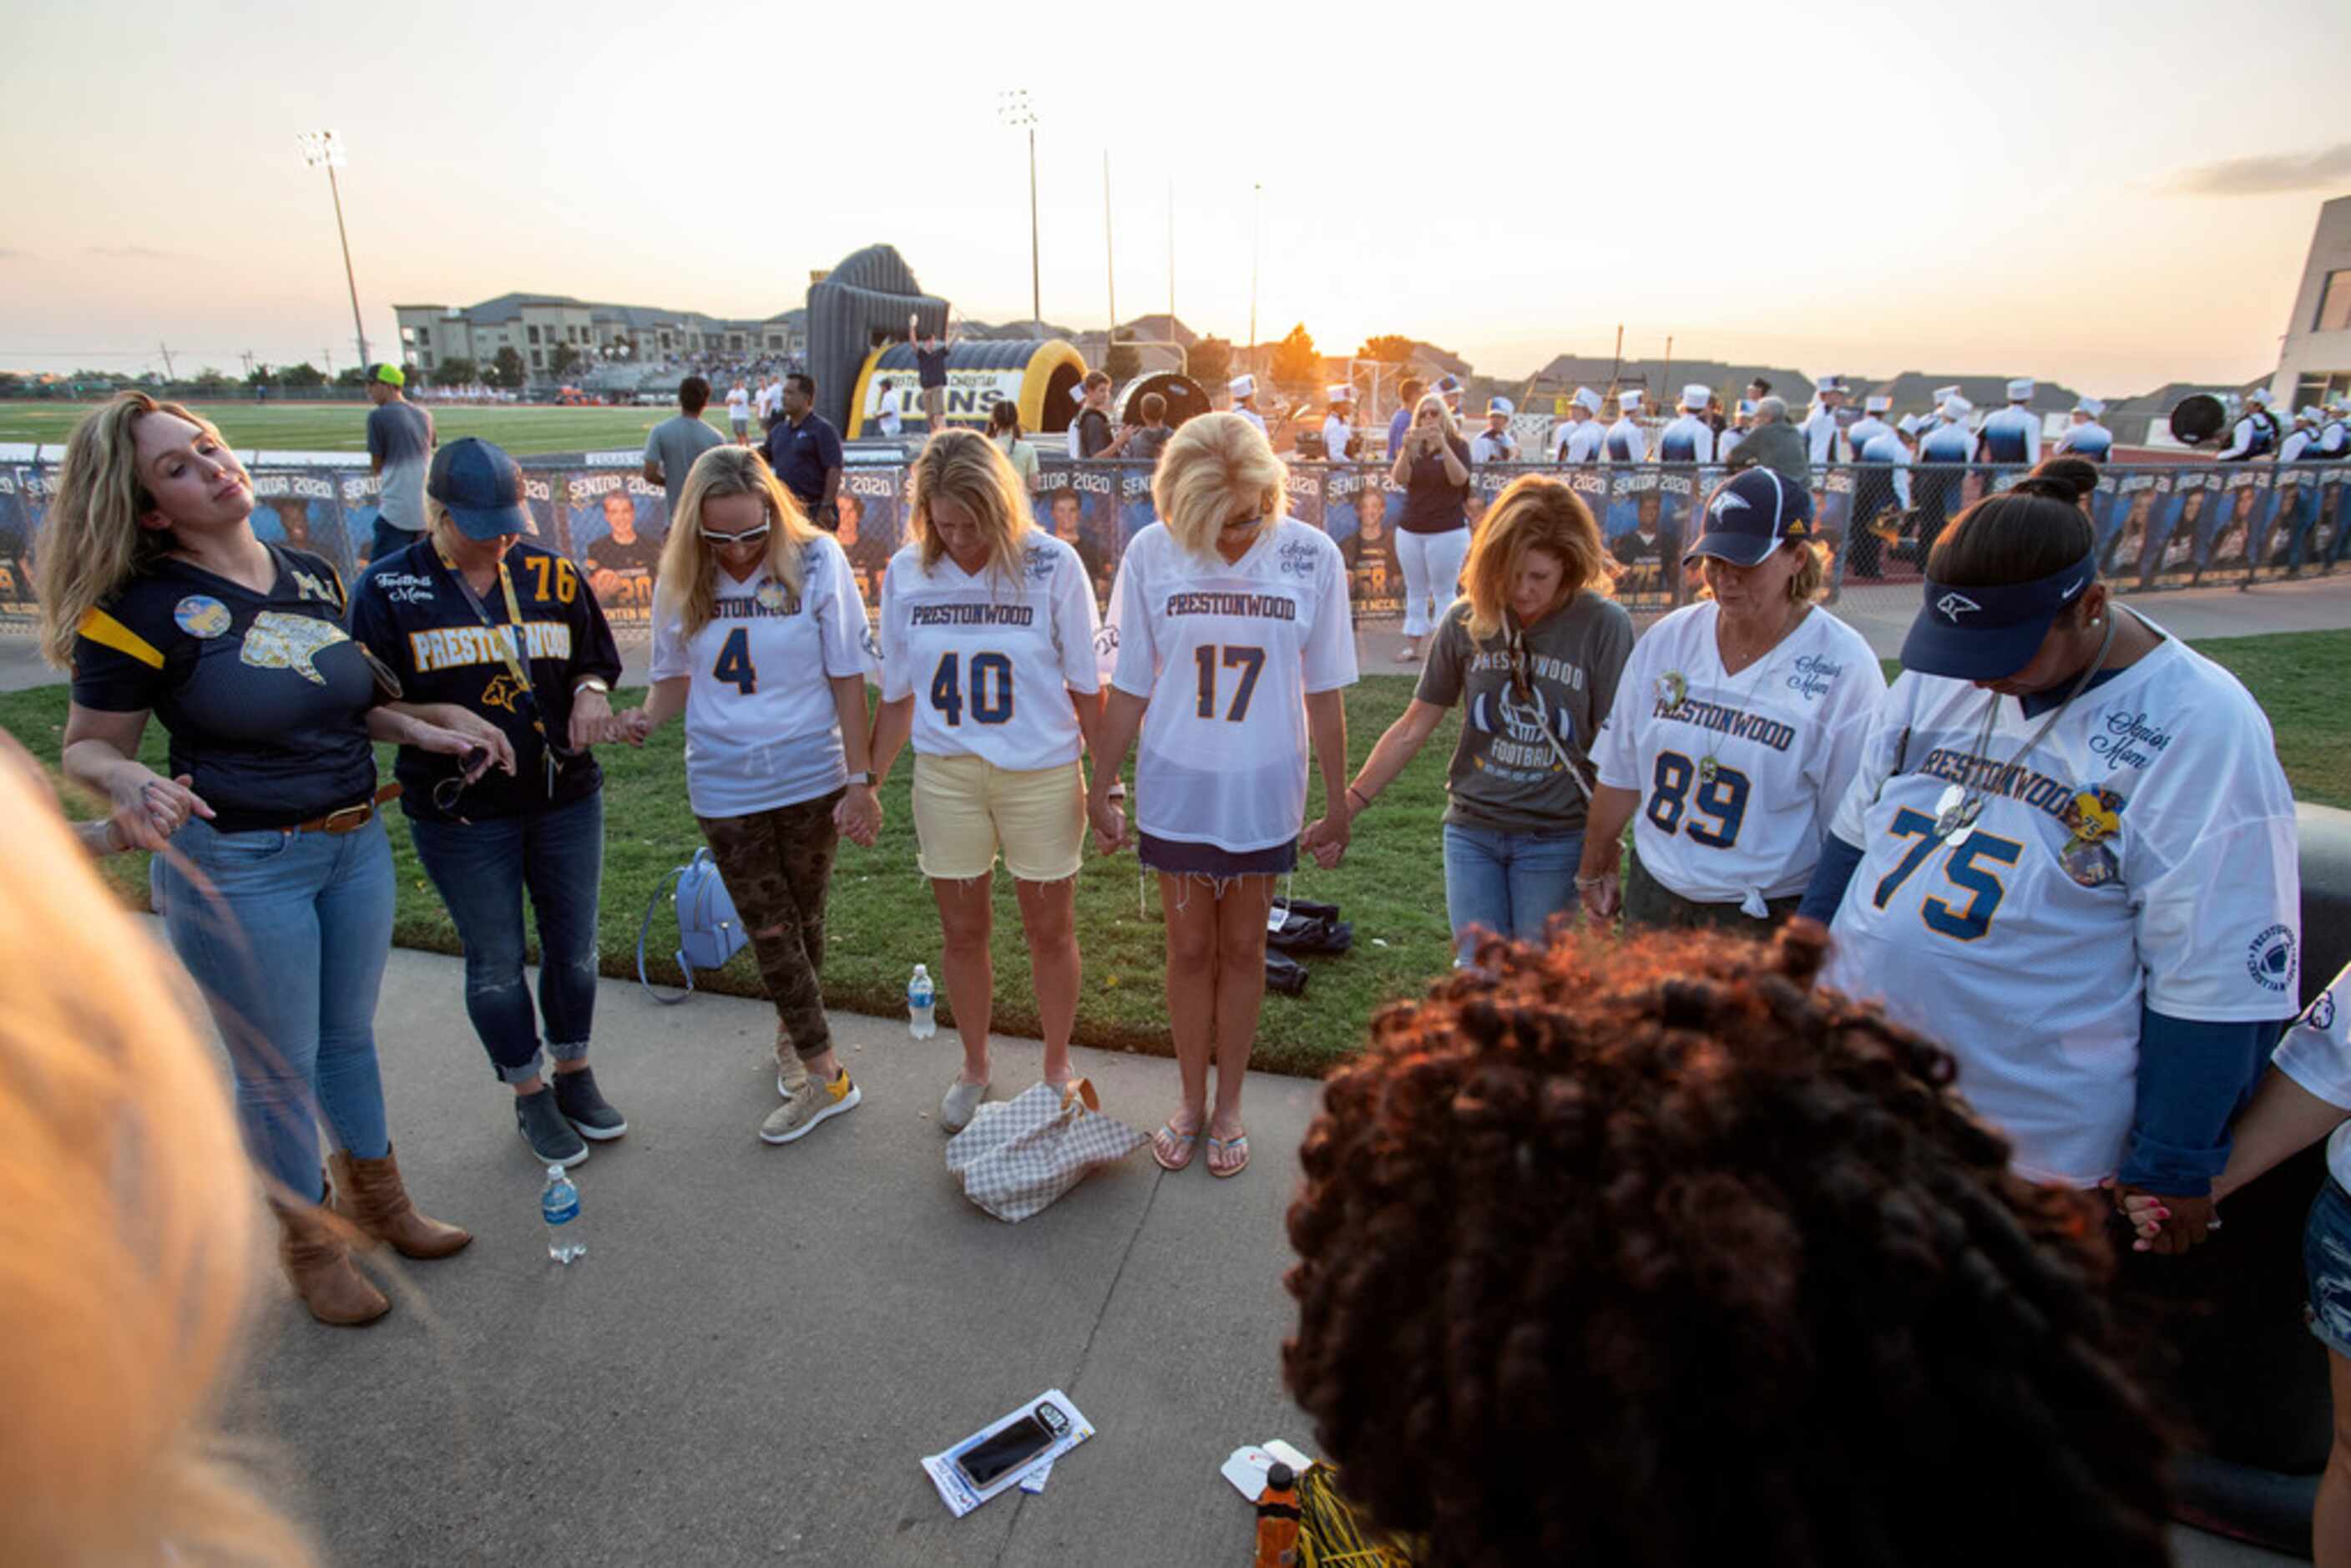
top-left (1088, 414), bottom-right (1358, 1178)
top-left (868, 432), bottom-right (1107, 1130)
top-left (38, 393), bottom-right (485, 1327)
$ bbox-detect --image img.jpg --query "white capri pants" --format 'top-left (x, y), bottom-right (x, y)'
top-left (1397, 525), bottom-right (1470, 640)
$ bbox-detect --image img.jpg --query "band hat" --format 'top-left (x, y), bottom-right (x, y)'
top-left (1573, 387), bottom-right (1603, 414)
top-left (1681, 382), bottom-right (1711, 411)
top-left (1434, 374), bottom-right (1463, 394)
top-left (1941, 395), bottom-right (1974, 419)
top-left (1487, 396), bottom-right (1514, 417)
top-left (1903, 552), bottom-right (2097, 681)
top-left (369, 362), bottom-right (406, 388)
top-left (1685, 468), bottom-right (1815, 568)
top-left (427, 438), bottom-right (528, 541)
top-left (1932, 385), bottom-right (1961, 402)
top-left (1617, 389), bottom-right (1644, 411)
top-left (2075, 396), bottom-right (2106, 417)
top-left (1816, 373), bottom-right (1848, 393)
top-left (1229, 373), bottom-right (1256, 399)
top-left (2301, 407), bottom-right (2323, 422)
top-left (1326, 383), bottom-right (1354, 402)
top-left (1863, 394), bottom-right (1892, 413)
top-left (1897, 412), bottom-right (1925, 435)
top-left (2006, 377), bottom-right (2035, 401)
top-left (2247, 387), bottom-right (2273, 407)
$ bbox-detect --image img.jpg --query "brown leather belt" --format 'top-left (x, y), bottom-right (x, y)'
top-left (296, 782), bottom-right (403, 836)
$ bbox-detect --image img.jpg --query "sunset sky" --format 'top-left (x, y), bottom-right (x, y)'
top-left (3, 0), bottom-right (2346, 397)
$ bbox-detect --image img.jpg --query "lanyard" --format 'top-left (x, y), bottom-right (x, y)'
top-left (435, 540), bottom-right (543, 734)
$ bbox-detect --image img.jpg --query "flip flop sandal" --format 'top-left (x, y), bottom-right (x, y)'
top-left (1207, 1131), bottom-right (1250, 1179)
top-left (1152, 1120), bottom-right (1201, 1172)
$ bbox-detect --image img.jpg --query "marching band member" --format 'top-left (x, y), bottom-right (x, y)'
top-left (1230, 373), bottom-right (1268, 436)
top-left (1915, 396), bottom-right (1976, 561)
top-left (1851, 414), bottom-right (1920, 578)
top-left (1800, 375), bottom-right (1851, 466)
top-left (2054, 396), bottom-right (2115, 462)
top-left (1605, 390), bottom-right (1648, 463)
top-left (1550, 387), bottom-right (1606, 463)
top-left (1469, 397), bottom-right (1520, 464)
top-left (1845, 393), bottom-right (1894, 458)
top-left (1718, 398), bottom-right (1755, 461)
top-left (2217, 388), bottom-right (2282, 463)
top-left (1656, 384), bottom-right (1717, 464)
top-left (1977, 377), bottom-right (2043, 471)
top-left (1321, 384), bottom-right (1360, 464)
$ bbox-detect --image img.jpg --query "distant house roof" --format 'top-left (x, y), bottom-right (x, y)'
top-left (1527, 356), bottom-right (1807, 405)
top-left (402, 292), bottom-right (804, 336)
top-left (1863, 372), bottom-right (2085, 414)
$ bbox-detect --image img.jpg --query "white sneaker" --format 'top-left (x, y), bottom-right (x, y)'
top-left (939, 1076), bottom-right (989, 1133)
top-left (760, 1070), bottom-right (859, 1145)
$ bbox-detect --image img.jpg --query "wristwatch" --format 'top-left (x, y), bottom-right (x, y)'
top-left (844, 771), bottom-right (874, 787)
top-left (574, 675), bottom-right (612, 695)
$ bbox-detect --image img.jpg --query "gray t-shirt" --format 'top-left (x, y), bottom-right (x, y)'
top-left (365, 399), bottom-right (435, 533)
top-left (1414, 591), bottom-right (1635, 835)
top-left (645, 414), bottom-right (725, 520)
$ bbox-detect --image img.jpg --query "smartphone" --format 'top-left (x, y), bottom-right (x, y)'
top-left (954, 1402), bottom-right (1071, 1490)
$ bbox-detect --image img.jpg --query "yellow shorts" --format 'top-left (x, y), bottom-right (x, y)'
top-left (910, 754), bottom-right (1085, 883)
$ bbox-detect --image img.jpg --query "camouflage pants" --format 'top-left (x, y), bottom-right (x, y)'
top-left (696, 789), bottom-right (842, 1063)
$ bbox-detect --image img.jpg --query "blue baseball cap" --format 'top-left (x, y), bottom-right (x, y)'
top-left (1683, 468), bottom-right (1813, 568)
top-left (1900, 553), bottom-right (2096, 680)
top-left (427, 438), bottom-right (528, 539)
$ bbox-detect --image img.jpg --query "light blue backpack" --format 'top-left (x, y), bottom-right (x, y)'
top-left (636, 848), bottom-right (746, 1004)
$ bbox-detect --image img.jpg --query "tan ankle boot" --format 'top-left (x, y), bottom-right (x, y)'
top-left (272, 1197), bottom-right (390, 1327)
top-left (331, 1144), bottom-right (473, 1260)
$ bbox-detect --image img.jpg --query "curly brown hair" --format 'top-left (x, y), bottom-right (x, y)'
top-left (1283, 922), bottom-right (2172, 1568)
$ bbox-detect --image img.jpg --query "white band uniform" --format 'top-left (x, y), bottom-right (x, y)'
top-left (1105, 519), bottom-right (1358, 853)
top-left (1823, 624), bottom-right (2302, 1187)
top-left (1591, 602), bottom-right (1885, 913)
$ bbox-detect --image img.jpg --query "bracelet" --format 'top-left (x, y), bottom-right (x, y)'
top-left (1106, 783), bottom-right (1126, 799)
top-left (1344, 786), bottom-right (1369, 811)
top-left (1575, 873), bottom-right (1613, 889)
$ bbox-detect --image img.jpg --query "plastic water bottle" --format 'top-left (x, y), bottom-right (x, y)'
top-left (542, 1163), bottom-right (585, 1264)
top-left (908, 964), bottom-right (938, 1039)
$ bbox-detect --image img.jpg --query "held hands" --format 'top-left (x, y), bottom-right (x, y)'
top-left (2111, 1184), bottom-right (2221, 1256)
top-left (1087, 792), bottom-right (1130, 857)
top-left (1301, 811), bottom-right (1350, 870)
top-left (607, 708), bottom-right (655, 747)
top-left (834, 784), bottom-right (882, 849)
top-left (109, 768), bottom-right (215, 851)
top-left (1577, 865), bottom-right (1622, 923)
top-left (430, 709), bottom-right (518, 776)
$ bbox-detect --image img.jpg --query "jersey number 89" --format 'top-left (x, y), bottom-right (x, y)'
top-left (1645, 751), bottom-right (1747, 847)
top-left (931, 650), bottom-right (1014, 726)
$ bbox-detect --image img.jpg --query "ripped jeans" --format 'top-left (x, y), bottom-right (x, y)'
top-left (408, 792), bottom-right (606, 1084)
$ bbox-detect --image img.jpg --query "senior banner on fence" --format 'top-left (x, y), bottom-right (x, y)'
top-left (1, 453), bottom-right (2344, 635)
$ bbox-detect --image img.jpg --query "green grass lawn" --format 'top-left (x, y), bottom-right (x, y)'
top-left (8, 628), bottom-right (2346, 1077)
top-left (0, 400), bottom-right (709, 456)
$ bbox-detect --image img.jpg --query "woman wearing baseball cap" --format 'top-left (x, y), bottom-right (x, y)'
top-left (348, 438), bottom-right (630, 1171)
top-left (37, 394), bottom-right (492, 1326)
top-left (1577, 468), bottom-right (1885, 932)
top-left (1797, 476), bottom-right (2301, 1238)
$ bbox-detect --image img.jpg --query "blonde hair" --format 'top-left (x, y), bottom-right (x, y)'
top-left (35, 392), bottom-right (225, 668)
top-left (1696, 540), bottom-right (1828, 604)
top-left (908, 427), bottom-right (1033, 578)
top-left (1408, 392), bottom-right (1461, 444)
top-left (0, 754), bottom-right (313, 1565)
top-left (1459, 475), bottom-right (1612, 641)
top-left (655, 446), bottom-right (822, 639)
top-left (1152, 412), bottom-right (1287, 559)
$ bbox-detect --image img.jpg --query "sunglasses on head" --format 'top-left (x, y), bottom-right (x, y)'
top-left (700, 523), bottom-right (771, 547)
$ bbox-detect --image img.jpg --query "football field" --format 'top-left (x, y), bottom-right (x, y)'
top-left (0, 399), bottom-right (720, 455)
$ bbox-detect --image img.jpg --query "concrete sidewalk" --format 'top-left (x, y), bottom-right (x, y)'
top-left (220, 943), bottom-right (2293, 1566)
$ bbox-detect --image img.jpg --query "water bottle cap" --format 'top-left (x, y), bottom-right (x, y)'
top-left (913, 964), bottom-right (928, 977)
top-left (546, 1164), bottom-right (564, 1178)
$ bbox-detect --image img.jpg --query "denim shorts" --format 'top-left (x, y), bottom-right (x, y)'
top-left (1137, 832), bottom-right (1297, 878)
top-left (2306, 1176), bottom-right (2351, 1359)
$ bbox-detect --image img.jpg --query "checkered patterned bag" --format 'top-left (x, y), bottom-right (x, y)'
top-left (945, 1079), bottom-right (1148, 1223)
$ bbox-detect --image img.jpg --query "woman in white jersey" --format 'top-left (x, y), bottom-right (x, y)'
top-left (1087, 414), bottom-right (1358, 1178)
top-left (869, 430), bottom-right (1107, 1131)
top-left (1796, 475), bottom-right (2300, 1203)
top-left (1578, 468), bottom-right (1884, 931)
top-left (618, 445), bottom-right (882, 1146)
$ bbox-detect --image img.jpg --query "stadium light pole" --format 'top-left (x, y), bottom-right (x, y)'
top-left (297, 130), bottom-right (371, 371)
top-left (998, 91), bottom-right (1040, 328)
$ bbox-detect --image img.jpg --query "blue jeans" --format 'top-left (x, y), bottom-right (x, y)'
top-left (1442, 822), bottom-right (1583, 963)
top-left (371, 515), bottom-right (421, 565)
top-left (154, 813), bottom-right (396, 1201)
top-left (407, 792), bottom-right (605, 1084)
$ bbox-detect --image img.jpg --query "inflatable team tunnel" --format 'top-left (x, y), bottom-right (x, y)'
top-left (847, 337), bottom-right (1088, 441)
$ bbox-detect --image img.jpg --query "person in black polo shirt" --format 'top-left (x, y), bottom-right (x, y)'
top-left (38, 393), bottom-right (487, 1328)
top-left (910, 311), bottom-right (952, 433)
top-left (350, 438), bottom-right (629, 1169)
top-left (760, 371), bottom-right (844, 529)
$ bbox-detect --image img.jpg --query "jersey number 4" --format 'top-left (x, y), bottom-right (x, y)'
top-left (1871, 807), bottom-right (2022, 941)
top-left (1194, 645), bottom-right (1266, 721)
top-left (714, 628), bottom-right (757, 695)
top-left (1645, 751), bottom-right (1747, 847)
top-left (931, 650), bottom-right (1014, 726)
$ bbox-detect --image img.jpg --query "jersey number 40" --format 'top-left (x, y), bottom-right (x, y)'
top-left (931, 650), bottom-right (1015, 726)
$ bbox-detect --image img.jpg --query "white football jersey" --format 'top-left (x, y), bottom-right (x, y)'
top-left (1823, 625), bottom-right (2302, 1187)
top-left (878, 533), bottom-right (1102, 771)
top-left (1106, 519), bottom-right (1358, 852)
top-left (2273, 964), bottom-right (2351, 1189)
top-left (1593, 602), bottom-right (1885, 905)
top-left (649, 534), bottom-right (878, 818)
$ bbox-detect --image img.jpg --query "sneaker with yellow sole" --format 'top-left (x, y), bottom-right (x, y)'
top-left (759, 1069), bottom-right (859, 1145)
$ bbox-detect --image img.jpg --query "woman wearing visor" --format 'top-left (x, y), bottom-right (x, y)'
top-left (1797, 474), bottom-right (2301, 1225)
top-left (1577, 468), bottom-right (1884, 931)
top-left (350, 437), bottom-right (628, 1170)
top-left (1336, 475), bottom-right (1631, 962)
